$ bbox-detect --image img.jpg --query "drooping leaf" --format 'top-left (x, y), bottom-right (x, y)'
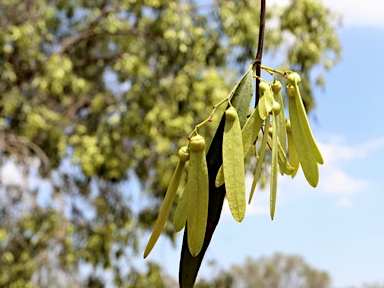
top-left (230, 65), bottom-right (254, 127)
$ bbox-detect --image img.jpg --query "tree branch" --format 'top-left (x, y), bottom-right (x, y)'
top-left (253, 0), bottom-right (266, 108)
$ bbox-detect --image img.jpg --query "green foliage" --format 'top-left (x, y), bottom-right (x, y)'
top-left (196, 253), bottom-right (332, 288)
top-left (126, 262), bottom-right (177, 288)
top-left (0, 0), bottom-right (341, 286)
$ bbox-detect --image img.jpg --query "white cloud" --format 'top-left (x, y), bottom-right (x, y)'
top-left (316, 136), bottom-right (370, 196)
top-left (222, 135), bottom-right (384, 214)
top-left (321, 0), bottom-right (384, 28)
top-left (0, 161), bottom-right (23, 186)
top-left (222, 194), bottom-right (269, 217)
top-left (221, 173), bottom-right (270, 217)
top-left (319, 169), bottom-right (368, 195)
top-left (300, 135), bottom-right (384, 204)
top-left (336, 196), bottom-right (353, 208)
top-left (269, 0), bottom-right (384, 28)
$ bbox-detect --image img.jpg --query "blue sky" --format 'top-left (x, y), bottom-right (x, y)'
top-left (145, 1), bottom-right (384, 287)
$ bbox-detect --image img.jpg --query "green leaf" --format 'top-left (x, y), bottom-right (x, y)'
top-left (230, 65), bottom-right (254, 127)
top-left (223, 107), bottom-right (246, 222)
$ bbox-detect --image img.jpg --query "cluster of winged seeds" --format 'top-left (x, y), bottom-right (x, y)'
top-left (143, 64), bottom-right (323, 258)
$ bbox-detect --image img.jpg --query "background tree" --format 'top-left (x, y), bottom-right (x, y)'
top-left (195, 252), bottom-right (331, 288)
top-left (0, 0), bottom-right (341, 286)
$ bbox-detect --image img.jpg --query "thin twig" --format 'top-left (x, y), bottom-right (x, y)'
top-left (253, 0), bottom-right (266, 108)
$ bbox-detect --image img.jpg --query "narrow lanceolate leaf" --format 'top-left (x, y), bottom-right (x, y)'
top-left (289, 73), bottom-right (323, 165)
top-left (249, 115), bottom-right (270, 204)
top-left (223, 107), bottom-right (246, 222)
top-left (187, 135), bottom-right (209, 257)
top-left (270, 110), bottom-right (279, 220)
top-left (272, 80), bottom-right (287, 162)
top-left (144, 156), bottom-right (187, 258)
top-left (287, 85), bottom-right (319, 187)
top-left (286, 120), bottom-right (299, 178)
top-left (258, 82), bottom-right (274, 120)
top-left (173, 186), bottom-right (188, 232)
top-left (215, 106), bottom-right (263, 187)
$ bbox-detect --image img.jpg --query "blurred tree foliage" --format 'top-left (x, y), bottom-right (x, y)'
top-left (195, 253), bottom-right (332, 288)
top-left (0, 0), bottom-right (341, 286)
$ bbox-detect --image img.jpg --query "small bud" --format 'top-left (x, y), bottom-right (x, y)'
top-left (287, 72), bottom-right (301, 85)
top-left (225, 107), bottom-right (237, 122)
top-left (286, 119), bottom-right (291, 132)
top-left (272, 102), bottom-right (281, 115)
top-left (178, 146), bottom-right (190, 163)
top-left (189, 134), bottom-right (205, 152)
top-left (271, 80), bottom-right (282, 94)
top-left (259, 81), bottom-right (270, 92)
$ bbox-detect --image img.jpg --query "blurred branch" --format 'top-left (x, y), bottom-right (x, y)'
top-left (59, 5), bottom-right (114, 54)
top-left (0, 131), bottom-right (51, 171)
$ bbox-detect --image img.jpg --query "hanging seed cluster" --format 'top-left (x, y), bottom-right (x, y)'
top-left (143, 64), bottom-right (323, 259)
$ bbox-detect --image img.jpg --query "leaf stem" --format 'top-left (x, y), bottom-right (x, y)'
top-left (188, 96), bottom-right (230, 139)
top-left (253, 75), bottom-right (269, 83)
top-left (260, 65), bottom-right (285, 76)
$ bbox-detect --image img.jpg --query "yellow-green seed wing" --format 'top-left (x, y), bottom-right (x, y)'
top-left (173, 186), bottom-right (188, 232)
top-left (270, 110), bottom-right (279, 220)
top-left (272, 81), bottom-right (287, 161)
top-left (249, 115), bottom-right (270, 204)
top-left (292, 83), bottom-right (324, 165)
top-left (288, 73), bottom-right (323, 165)
top-left (277, 140), bottom-right (294, 176)
top-left (144, 160), bottom-right (186, 258)
top-left (215, 106), bottom-right (263, 187)
top-left (288, 85), bottom-right (319, 187)
top-left (187, 147), bottom-right (209, 257)
top-left (286, 120), bottom-right (299, 178)
top-left (223, 108), bottom-right (246, 222)
top-left (258, 82), bottom-right (273, 120)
